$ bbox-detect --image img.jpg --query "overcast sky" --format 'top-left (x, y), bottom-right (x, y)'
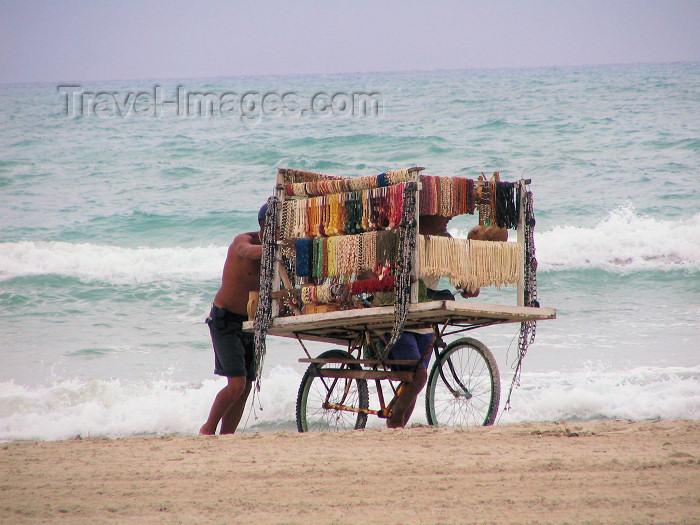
top-left (1, 0), bottom-right (698, 83)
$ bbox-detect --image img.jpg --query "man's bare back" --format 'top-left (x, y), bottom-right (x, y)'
top-left (467, 224), bottom-right (508, 242)
top-left (213, 231), bottom-right (262, 316)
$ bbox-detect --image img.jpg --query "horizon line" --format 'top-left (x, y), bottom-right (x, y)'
top-left (2, 60), bottom-right (697, 88)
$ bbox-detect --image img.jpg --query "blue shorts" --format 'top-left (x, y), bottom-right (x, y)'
top-left (385, 331), bottom-right (435, 371)
top-left (206, 305), bottom-right (256, 380)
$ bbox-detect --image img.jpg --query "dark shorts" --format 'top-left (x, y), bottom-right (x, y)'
top-left (385, 331), bottom-right (435, 371)
top-left (206, 305), bottom-right (256, 380)
top-left (426, 288), bottom-right (455, 301)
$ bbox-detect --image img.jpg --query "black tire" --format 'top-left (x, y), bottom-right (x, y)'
top-left (425, 337), bottom-right (500, 427)
top-left (296, 350), bottom-right (369, 432)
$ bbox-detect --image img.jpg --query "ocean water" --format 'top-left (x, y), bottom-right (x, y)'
top-left (1, 63), bottom-right (698, 441)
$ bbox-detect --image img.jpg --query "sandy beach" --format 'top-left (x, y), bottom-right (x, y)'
top-left (1, 419), bottom-right (698, 524)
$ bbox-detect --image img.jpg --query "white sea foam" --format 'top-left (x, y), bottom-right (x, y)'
top-left (497, 366), bottom-right (700, 424)
top-left (455, 206), bottom-right (700, 272)
top-left (2, 207), bottom-right (698, 287)
top-left (536, 207), bottom-right (700, 272)
top-left (0, 241), bottom-right (226, 284)
top-left (1, 365), bottom-right (697, 441)
top-left (0, 366), bottom-right (300, 441)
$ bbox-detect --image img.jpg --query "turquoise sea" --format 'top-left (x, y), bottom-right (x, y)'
top-left (1, 63), bottom-right (698, 440)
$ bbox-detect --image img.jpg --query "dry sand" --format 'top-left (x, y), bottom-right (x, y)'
top-left (1, 419), bottom-right (698, 524)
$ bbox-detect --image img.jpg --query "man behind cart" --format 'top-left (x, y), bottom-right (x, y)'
top-left (385, 215), bottom-right (503, 427)
top-left (199, 204), bottom-right (268, 435)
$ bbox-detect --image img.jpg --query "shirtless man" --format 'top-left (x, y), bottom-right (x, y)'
top-left (199, 204), bottom-right (267, 435)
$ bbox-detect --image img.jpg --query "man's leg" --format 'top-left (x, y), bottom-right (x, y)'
top-left (387, 369), bottom-right (428, 428)
top-left (220, 379), bottom-right (253, 434)
top-left (199, 376), bottom-right (248, 435)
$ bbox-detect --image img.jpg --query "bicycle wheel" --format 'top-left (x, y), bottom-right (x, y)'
top-left (425, 337), bottom-right (500, 427)
top-left (296, 349), bottom-right (369, 432)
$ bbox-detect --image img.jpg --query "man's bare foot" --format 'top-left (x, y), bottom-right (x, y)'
top-left (199, 424), bottom-right (216, 435)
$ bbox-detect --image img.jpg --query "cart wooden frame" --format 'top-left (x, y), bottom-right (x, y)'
top-left (244, 168), bottom-right (556, 431)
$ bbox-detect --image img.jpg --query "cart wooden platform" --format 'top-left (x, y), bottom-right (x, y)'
top-left (244, 301), bottom-right (555, 431)
top-left (244, 300), bottom-right (555, 345)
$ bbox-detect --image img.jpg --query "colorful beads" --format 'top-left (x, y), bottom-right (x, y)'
top-left (281, 184), bottom-right (407, 240)
top-left (283, 168), bottom-right (412, 197)
top-left (295, 230), bottom-right (399, 280)
top-left (418, 175), bottom-right (476, 217)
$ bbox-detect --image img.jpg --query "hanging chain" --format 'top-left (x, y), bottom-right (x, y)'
top-left (380, 181), bottom-right (417, 360)
top-left (504, 187), bottom-right (538, 410)
top-left (253, 195), bottom-right (280, 389)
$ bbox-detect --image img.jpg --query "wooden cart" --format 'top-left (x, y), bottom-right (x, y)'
top-left (245, 168), bottom-right (555, 431)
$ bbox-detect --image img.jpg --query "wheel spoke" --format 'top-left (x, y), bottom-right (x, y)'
top-left (297, 350), bottom-right (369, 432)
top-left (426, 338), bottom-right (500, 427)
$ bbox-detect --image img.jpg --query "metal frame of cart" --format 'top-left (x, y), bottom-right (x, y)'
top-left (244, 168), bottom-right (556, 432)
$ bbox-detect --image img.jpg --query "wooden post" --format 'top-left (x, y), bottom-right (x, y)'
top-left (271, 169), bottom-right (285, 317)
top-left (516, 180), bottom-right (526, 307)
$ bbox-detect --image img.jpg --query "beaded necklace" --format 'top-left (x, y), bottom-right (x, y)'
top-left (307, 198), bottom-right (316, 237)
top-left (380, 181), bottom-right (417, 360)
top-left (387, 183), bottom-right (402, 228)
top-left (419, 175), bottom-right (435, 215)
top-left (386, 168), bottom-right (410, 185)
top-left (321, 237), bottom-right (329, 278)
top-left (452, 179), bottom-right (461, 216)
top-left (284, 168), bottom-right (413, 197)
top-left (332, 193), bottom-right (345, 236)
top-left (419, 175), bottom-right (430, 214)
top-left (453, 178), bottom-right (462, 216)
top-left (280, 201), bottom-right (289, 239)
top-left (329, 193), bottom-right (337, 234)
top-left (295, 238), bottom-right (312, 277)
top-left (345, 192), bottom-right (354, 234)
top-left (379, 187), bottom-right (391, 228)
top-left (337, 193), bottom-right (347, 235)
top-left (355, 231), bottom-right (363, 276)
top-left (351, 275), bottom-right (395, 294)
top-left (371, 187), bottom-right (383, 230)
top-left (361, 231), bottom-right (377, 273)
top-left (321, 196), bottom-right (328, 235)
top-left (349, 191), bottom-right (363, 234)
top-left (290, 200), bottom-right (299, 238)
top-left (376, 230), bottom-right (398, 269)
top-left (494, 181), bottom-right (519, 229)
top-left (313, 237), bottom-right (323, 278)
top-left (315, 196), bottom-right (324, 237)
top-left (327, 236), bottom-right (337, 277)
top-left (351, 234), bottom-right (360, 276)
top-left (291, 200), bottom-right (299, 238)
top-left (294, 200), bottom-right (304, 239)
top-left (440, 176), bottom-right (451, 216)
top-left (466, 178), bottom-right (475, 215)
top-left (477, 181), bottom-right (493, 226)
top-left (300, 285), bottom-right (311, 304)
top-left (253, 195), bottom-right (279, 388)
top-left (337, 235), bottom-right (355, 276)
top-left (315, 283), bottom-right (327, 302)
top-left (362, 190), bottom-right (370, 230)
